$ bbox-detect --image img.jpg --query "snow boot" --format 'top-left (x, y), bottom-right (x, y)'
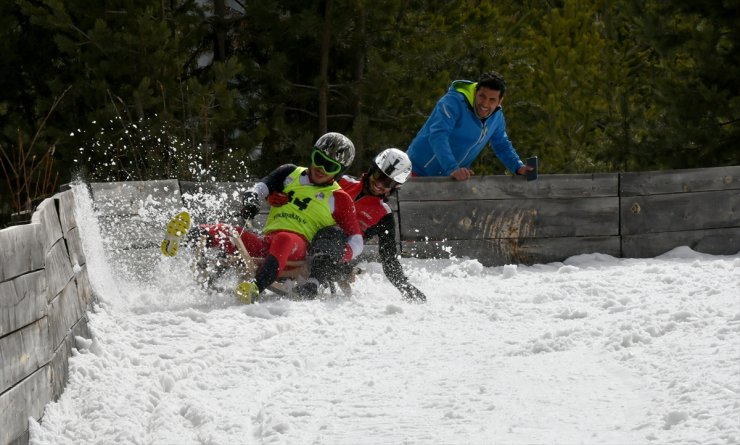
top-left (161, 211), bottom-right (191, 257)
top-left (235, 281), bottom-right (260, 304)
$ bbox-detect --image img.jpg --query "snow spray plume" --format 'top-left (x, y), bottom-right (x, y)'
top-left (71, 116), bottom-right (251, 183)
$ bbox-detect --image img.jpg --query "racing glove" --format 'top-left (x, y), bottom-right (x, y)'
top-left (400, 283), bottom-right (427, 303)
top-left (266, 191), bottom-right (290, 207)
top-left (240, 191), bottom-right (261, 220)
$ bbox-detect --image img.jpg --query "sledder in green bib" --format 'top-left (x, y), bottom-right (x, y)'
top-left (263, 166), bottom-right (341, 242)
top-left (163, 132), bottom-right (364, 303)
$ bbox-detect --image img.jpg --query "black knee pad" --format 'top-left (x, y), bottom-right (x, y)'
top-left (311, 254), bottom-right (340, 284)
top-left (311, 226), bottom-right (345, 260)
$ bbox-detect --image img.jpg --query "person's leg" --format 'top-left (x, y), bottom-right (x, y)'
top-left (253, 231), bottom-right (308, 292)
top-left (238, 230), bottom-right (270, 257)
top-left (185, 224), bottom-right (227, 283)
top-left (186, 224), bottom-right (266, 285)
top-left (188, 223), bottom-right (269, 256)
top-left (190, 223), bottom-right (238, 255)
top-left (310, 226), bottom-right (345, 283)
top-left (295, 226), bottom-right (345, 299)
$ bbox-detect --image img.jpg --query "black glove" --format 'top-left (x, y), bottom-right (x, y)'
top-left (400, 283), bottom-right (427, 303)
top-left (337, 262), bottom-right (354, 279)
top-left (240, 191), bottom-right (261, 220)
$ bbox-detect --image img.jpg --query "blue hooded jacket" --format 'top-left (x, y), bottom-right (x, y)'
top-left (406, 80), bottom-right (524, 176)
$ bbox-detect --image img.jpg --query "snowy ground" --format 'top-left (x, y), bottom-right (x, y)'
top-left (29, 186), bottom-right (740, 445)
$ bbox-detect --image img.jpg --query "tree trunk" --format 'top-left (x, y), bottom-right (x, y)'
top-left (318, 0), bottom-right (333, 135)
top-left (214, 0), bottom-right (227, 62)
top-left (351, 5), bottom-right (366, 161)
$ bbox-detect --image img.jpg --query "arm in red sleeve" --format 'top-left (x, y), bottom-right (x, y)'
top-left (331, 189), bottom-right (364, 261)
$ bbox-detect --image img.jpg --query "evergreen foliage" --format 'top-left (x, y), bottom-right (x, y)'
top-left (1, 0), bottom-right (737, 215)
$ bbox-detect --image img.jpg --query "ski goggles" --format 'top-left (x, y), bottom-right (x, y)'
top-left (311, 149), bottom-right (343, 175)
top-left (370, 168), bottom-right (401, 190)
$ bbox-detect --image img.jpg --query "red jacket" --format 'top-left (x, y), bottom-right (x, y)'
top-left (338, 174), bottom-right (425, 301)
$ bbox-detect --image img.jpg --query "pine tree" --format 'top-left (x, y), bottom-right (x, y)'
top-left (630, 0), bottom-right (740, 168)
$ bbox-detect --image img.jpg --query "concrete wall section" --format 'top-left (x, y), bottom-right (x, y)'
top-left (0, 188), bottom-right (96, 445)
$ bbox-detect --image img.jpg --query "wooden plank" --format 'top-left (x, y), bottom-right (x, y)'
top-left (45, 239), bottom-right (74, 302)
top-left (96, 181), bottom-right (264, 252)
top-left (386, 190), bottom-right (400, 212)
top-left (56, 189), bottom-right (77, 235)
top-left (49, 333), bottom-right (73, 402)
top-left (621, 189), bottom-right (740, 235)
top-left (30, 198), bottom-right (63, 254)
top-left (47, 315), bottom-right (92, 402)
top-left (91, 180), bottom-right (183, 250)
top-left (400, 197), bottom-right (619, 240)
top-left (96, 215), bottom-right (169, 250)
top-left (97, 214), bottom-right (261, 252)
top-left (75, 265), bottom-right (95, 309)
top-left (0, 317), bottom-right (50, 394)
top-left (0, 270), bottom-right (47, 336)
top-left (621, 165), bottom-right (740, 196)
top-left (622, 227), bottom-right (740, 258)
top-left (0, 366), bottom-right (52, 445)
top-left (65, 226), bottom-right (86, 268)
top-left (400, 173), bottom-right (618, 201)
top-left (0, 224), bottom-right (45, 282)
top-left (401, 236), bottom-right (621, 267)
top-left (47, 280), bottom-right (85, 351)
top-left (90, 180), bottom-right (182, 217)
top-left (90, 180), bottom-right (185, 256)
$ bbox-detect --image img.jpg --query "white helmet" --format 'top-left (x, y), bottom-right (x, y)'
top-left (372, 148), bottom-right (412, 185)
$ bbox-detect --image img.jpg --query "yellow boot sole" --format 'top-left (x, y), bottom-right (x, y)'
top-left (235, 281), bottom-right (259, 304)
top-left (161, 211), bottom-right (191, 257)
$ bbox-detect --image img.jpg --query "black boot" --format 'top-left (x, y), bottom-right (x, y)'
top-left (294, 279), bottom-right (319, 300)
top-left (254, 255), bottom-right (280, 292)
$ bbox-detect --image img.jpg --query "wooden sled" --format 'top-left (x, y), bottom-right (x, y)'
top-left (192, 228), bottom-right (355, 298)
top-left (268, 258), bottom-right (355, 298)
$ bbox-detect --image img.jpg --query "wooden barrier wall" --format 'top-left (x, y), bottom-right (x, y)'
top-left (86, 165), bottom-right (739, 269)
top-left (620, 166), bottom-right (740, 258)
top-left (397, 165), bottom-right (739, 265)
top-left (396, 173), bottom-right (621, 265)
top-left (0, 190), bottom-right (94, 445)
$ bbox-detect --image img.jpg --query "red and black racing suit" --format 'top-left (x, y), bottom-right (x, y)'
top-left (336, 174), bottom-right (426, 302)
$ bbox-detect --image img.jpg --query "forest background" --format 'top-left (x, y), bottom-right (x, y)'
top-left (1, 0), bottom-right (739, 223)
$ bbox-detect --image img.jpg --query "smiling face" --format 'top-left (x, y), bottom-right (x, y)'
top-left (474, 86), bottom-right (503, 119)
top-left (365, 170), bottom-right (396, 197)
top-left (307, 165), bottom-right (336, 185)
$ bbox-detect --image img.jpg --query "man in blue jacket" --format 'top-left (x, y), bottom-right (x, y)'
top-left (406, 71), bottom-right (533, 181)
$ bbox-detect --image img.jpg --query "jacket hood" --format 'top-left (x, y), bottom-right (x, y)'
top-left (450, 80), bottom-right (477, 108)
